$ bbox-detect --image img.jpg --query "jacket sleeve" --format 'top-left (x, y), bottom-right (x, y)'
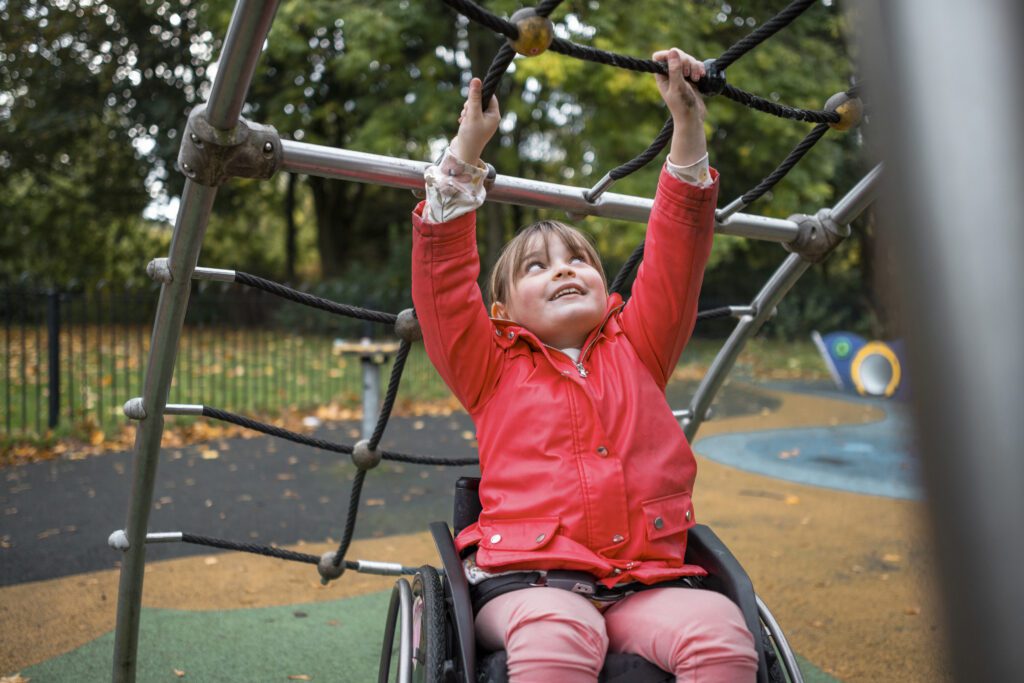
top-left (411, 201), bottom-right (504, 412)
top-left (618, 166), bottom-right (719, 390)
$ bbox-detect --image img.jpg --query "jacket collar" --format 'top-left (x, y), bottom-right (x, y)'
top-left (490, 292), bottom-right (625, 352)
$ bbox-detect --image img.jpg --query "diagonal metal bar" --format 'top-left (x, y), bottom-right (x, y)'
top-left (110, 2), bottom-right (282, 681)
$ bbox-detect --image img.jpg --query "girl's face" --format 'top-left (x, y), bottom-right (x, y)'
top-left (490, 233), bottom-right (608, 350)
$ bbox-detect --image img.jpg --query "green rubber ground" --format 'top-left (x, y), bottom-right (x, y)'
top-left (22, 590), bottom-right (841, 682)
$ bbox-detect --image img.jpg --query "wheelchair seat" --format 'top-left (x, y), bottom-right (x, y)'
top-left (378, 477), bottom-right (798, 683)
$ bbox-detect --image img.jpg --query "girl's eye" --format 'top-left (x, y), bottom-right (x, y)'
top-left (570, 256), bottom-right (585, 265)
top-left (526, 261), bottom-right (544, 273)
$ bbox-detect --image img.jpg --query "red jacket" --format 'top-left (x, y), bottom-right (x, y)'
top-left (412, 167), bottom-right (719, 587)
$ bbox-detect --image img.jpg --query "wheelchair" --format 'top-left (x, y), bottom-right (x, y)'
top-left (378, 477), bottom-right (802, 682)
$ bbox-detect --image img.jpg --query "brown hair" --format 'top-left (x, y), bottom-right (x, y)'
top-left (488, 220), bottom-right (607, 306)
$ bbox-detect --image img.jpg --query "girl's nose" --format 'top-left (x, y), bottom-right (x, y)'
top-left (554, 262), bottom-right (576, 278)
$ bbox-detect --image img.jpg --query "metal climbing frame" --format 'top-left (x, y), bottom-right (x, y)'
top-left (110, 0), bottom-right (881, 680)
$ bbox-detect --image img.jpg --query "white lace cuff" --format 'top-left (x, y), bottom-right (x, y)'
top-left (422, 145), bottom-right (489, 224)
top-left (666, 152), bottom-right (712, 188)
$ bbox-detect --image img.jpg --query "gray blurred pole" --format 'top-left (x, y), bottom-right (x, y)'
top-left (857, 2), bottom-right (1024, 680)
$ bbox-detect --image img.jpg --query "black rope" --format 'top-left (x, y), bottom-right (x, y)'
top-left (200, 406), bottom-right (479, 466)
top-left (440, 0), bottom-right (517, 38)
top-left (367, 339), bottom-right (411, 451)
top-left (234, 272), bottom-right (397, 325)
top-left (740, 123), bottom-right (830, 205)
top-left (182, 532), bottom-right (325, 565)
top-left (715, 0), bottom-right (817, 71)
top-left (721, 84), bottom-right (839, 124)
top-left (332, 468), bottom-right (367, 566)
top-left (696, 306), bottom-right (734, 321)
top-left (477, 1), bottom-right (563, 109)
top-left (179, 532), bottom-right (419, 574)
top-left (610, 240), bottom-right (646, 295)
top-left (480, 43), bottom-right (516, 111)
top-left (608, 117), bottom-right (674, 182)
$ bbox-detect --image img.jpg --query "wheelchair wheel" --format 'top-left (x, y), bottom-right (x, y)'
top-left (757, 595), bottom-right (802, 683)
top-left (412, 565), bottom-right (445, 682)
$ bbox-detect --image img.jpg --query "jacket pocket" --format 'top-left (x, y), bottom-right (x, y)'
top-left (641, 491), bottom-right (695, 541)
top-left (478, 517), bottom-right (560, 551)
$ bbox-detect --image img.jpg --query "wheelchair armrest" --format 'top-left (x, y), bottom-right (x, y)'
top-left (429, 521), bottom-right (476, 683)
top-left (685, 524), bottom-right (769, 683)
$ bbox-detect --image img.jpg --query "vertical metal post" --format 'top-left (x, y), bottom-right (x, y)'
top-left (46, 290), bottom-right (60, 430)
top-left (362, 353), bottom-right (380, 440)
top-left (110, 3), bottom-right (281, 681)
top-left (858, 2), bottom-right (1024, 680)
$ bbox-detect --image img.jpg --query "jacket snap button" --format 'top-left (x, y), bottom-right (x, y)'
top-left (653, 516), bottom-right (664, 530)
top-left (535, 533), bottom-right (546, 543)
top-left (495, 328), bottom-right (501, 336)
top-left (685, 510), bottom-right (692, 522)
top-left (596, 446), bottom-right (608, 456)
top-left (490, 534), bottom-right (502, 544)
top-left (612, 534), bottom-right (624, 543)
top-left (507, 331), bottom-right (515, 339)
top-left (612, 568), bottom-right (622, 575)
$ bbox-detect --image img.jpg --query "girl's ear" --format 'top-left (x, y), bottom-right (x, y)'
top-left (490, 301), bottom-right (509, 319)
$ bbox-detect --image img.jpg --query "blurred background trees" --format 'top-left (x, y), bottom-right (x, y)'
top-left (0, 0), bottom-right (888, 338)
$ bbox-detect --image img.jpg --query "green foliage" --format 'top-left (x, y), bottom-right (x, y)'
top-left (1, 0), bottom-right (880, 337)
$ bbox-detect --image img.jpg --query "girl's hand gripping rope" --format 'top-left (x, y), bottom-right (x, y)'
top-left (653, 48), bottom-right (709, 168)
top-left (450, 77), bottom-right (501, 166)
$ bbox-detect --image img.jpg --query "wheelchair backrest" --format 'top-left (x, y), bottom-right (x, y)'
top-left (453, 477), bottom-right (483, 537)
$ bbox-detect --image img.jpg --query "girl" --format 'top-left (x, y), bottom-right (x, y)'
top-left (412, 49), bottom-right (758, 682)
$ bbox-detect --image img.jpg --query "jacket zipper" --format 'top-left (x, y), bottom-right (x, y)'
top-left (544, 303), bottom-right (623, 378)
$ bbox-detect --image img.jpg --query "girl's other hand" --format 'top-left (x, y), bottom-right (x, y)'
top-left (652, 48), bottom-right (706, 123)
top-left (450, 77), bottom-right (501, 165)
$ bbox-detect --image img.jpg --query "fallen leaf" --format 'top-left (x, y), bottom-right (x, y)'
top-left (287, 675), bottom-right (312, 680)
top-left (276, 473), bottom-right (296, 481)
top-left (904, 605), bottom-right (921, 616)
top-left (0, 673), bottom-right (31, 683)
top-left (200, 449), bottom-right (219, 460)
top-left (882, 553), bottom-right (902, 563)
top-left (366, 498), bottom-right (386, 507)
top-left (204, 557), bottom-right (219, 566)
top-left (173, 669), bottom-right (185, 678)
top-left (784, 495), bottom-right (800, 505)
top-left (461, 431), bottom-right (475, 440)
top-left (90, 430), bottom-right (105, 446)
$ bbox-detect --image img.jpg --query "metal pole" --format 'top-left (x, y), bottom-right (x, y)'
top-left (684, 253), bottom-right (811, 441)
top-left (46, 290), bottom-right (60, 430)
top-left (858, 2), bottom-right (1024, 680)
top-left (110, 4), bottom-right (281, 681)
top-left (362, 355), bottom-right (379, 441)
top-left (683, 165), bottom-right (882, 441)
top-left (111, 182), bottom-right (217, 683)
top-left (279, 140), bottom-right (802, 243)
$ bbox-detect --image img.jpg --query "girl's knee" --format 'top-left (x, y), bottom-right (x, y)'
top-left (668, 592), bottom-right (758, 676)
top-left (502, 591), bottom-right (609, 680)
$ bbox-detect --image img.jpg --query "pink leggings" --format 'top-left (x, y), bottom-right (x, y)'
top-left (475, 586), bottom-right (758, 683)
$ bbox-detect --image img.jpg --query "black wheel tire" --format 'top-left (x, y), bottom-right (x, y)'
top-left (761, 624), bottom-right (787, 683)
top-left (412, 565), bottom-right (446, 683)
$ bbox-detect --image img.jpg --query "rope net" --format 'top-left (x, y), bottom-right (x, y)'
top-left (166, 0), bottom-right (862, 580)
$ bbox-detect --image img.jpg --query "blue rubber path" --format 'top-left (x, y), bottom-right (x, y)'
top-left (695, 384), bottom-right (920, 500)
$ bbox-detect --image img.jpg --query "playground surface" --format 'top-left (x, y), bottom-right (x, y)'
top-left (0, 380), bottom-right (949, 682)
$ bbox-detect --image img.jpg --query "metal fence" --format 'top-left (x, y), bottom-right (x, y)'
top-left (1, 284), bottom-right (447, 441)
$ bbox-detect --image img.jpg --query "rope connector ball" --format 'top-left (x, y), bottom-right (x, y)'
top-left (108, 529), bottom-right (130, 552)
top-left (697, 59), bottom-right (727, 97)
top-left (395, 308), bottom-right (422, 343)
top-left (824, 91), bottom-right (863, 131)
top-left (508, 8), bottom-right (554, 57)
top-left (352, 439), bottom-right (383, 471)
top-left (317, 550), bottom-right (345, 584)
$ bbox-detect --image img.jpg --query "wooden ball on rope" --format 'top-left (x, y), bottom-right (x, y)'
top-left (509, 8), bottom-right (554, 57)
top-left (824, 91), bottom-right (863, 131)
